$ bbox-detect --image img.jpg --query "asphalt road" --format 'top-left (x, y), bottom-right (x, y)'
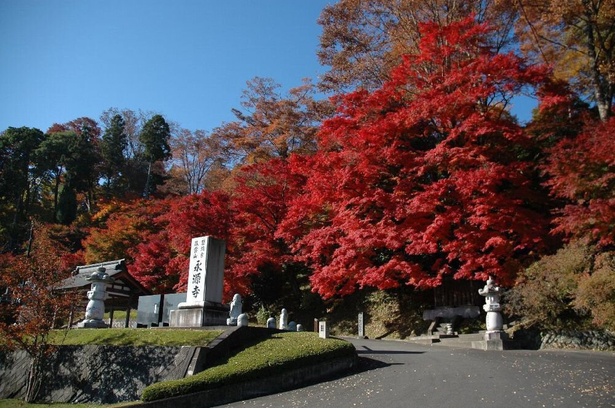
top-left (218, 337), bottom-right (615, 408)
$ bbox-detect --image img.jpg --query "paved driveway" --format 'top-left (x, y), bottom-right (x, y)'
top-left (218, 337), bottom-right (615, 407)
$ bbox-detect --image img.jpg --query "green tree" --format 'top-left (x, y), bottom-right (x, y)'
top-left (55, 184), bottom-right (78, 225)
top-left (36, 131), bottom-right (74, 221)
top-left (64, 123), bottom-right (100, 213)
top-left (0, 127), bottom-right (45, 251)
top-left (36, 125), bottom-right (100, 224)
top-left (100, 114), bottom-right (128, 196)
top-left (139, 114), bottom-right (171, 198)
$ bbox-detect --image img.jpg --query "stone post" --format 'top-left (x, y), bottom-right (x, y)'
top-left (237, 313), bottom-right (249, 327)
top-left (358, 312), bottom-right (366, 339)
top-left (319, 320), bottom-right (329, 339)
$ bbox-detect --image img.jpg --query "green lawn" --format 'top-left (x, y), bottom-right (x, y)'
top-left (48, 328), bottom-right (223, 346)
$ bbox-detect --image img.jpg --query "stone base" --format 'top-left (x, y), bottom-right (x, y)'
top-left (472, 331), bottom-right (510, 350)
top-left (472, 339), bottom-right (505, 350)
top-left (76, 319), bottom-right (108, 329)
top-left (169, 303), bottom-right (229, 327)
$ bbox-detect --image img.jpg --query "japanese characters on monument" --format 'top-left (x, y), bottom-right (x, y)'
top-left (181, 235), bottom-right (226, 307)
top-left (186, 236), bottom-right (208, 305)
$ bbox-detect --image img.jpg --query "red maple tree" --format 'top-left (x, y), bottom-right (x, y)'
top-left (279, 17), bottom-right (554, 298)
top-left (129, 191), bottom-right (232, 295)
top-left (0, 222), bottom-right (79, 402)
top-left (228, 159), bottom-right (306, 305)
top-left (544, 116), bottom-right (615, 247)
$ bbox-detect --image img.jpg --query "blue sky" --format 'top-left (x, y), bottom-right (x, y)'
top-left (0, 1), bottom-right (536, 134)
top-left (0, 1), bottom-right (334, 133)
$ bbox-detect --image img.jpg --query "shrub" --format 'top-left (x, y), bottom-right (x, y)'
top-left (505, 242), bottom-right (591, 330)
top-left (506, 242), bottom-right (615, 332)
top-left (574, 251), bottom-right (615, 330)
top-left (255, 304), bottom-right (273, 326)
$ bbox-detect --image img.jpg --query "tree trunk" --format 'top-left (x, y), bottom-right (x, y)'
top-left (24, 353), bottom-right (42, 403)
top-left (583, 6), bottom-right (612, 121)
top-left (143, 161), bottom-right (152, 198)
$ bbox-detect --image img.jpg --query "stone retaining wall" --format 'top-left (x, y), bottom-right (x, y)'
top-left (0, 345), bottom-right (194, 404)
top-left (539, 330), bottom-right (615, 351)
top-left (509, 328), bottom-right (615, 351)
top-left (129, 355), bottom-right (358, 408)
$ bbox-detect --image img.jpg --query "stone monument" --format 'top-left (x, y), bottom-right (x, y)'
top-left (227, 293), bottom-right (242, 325)
top-left (169, 236), bottom-right (228, 327)
top-left (267, 317), bottom-right (276, 329)
top-left (472, 276), bottom-right (508, 350)
top-left (78, 267), bottom-right (114, 328)
top-left (279, 308), bottom-right (288, 330)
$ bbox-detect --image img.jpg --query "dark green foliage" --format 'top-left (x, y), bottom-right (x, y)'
top-left (100, 114), bottom-right (128, 196)
top-left (55, 185), bottom-right (77, 225)
top-left (0, 127), bottom-right (45, 251)
top-left (36, 129), bottom-right (100, 223)
top-left (139, 115), bottom-right (171, 197)
top-left (64, 124), bottom-right (99, 195)
top-left (139, 115), bottom-right (171, 163)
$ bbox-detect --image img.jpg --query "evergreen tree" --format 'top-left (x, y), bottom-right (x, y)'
top-left (100, 114), bottom-right (128, 196)
top-left (139, 114), bottom-right (171, 198)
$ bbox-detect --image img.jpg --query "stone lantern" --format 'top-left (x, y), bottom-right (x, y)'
top-left (78, 267), bottom-right (114, 328)
top-left (472, 276), bottom-right (508, 350)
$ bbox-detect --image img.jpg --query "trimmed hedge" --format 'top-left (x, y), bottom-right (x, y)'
top-left (141, 332), bottom-right (356, 402)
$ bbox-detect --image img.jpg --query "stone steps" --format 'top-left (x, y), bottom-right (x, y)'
top-left (437, 332), bottom-right (485, 348)
top-left (407, 331), bottom-right (486, 348)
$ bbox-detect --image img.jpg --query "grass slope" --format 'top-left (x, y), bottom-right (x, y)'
top-left (141, 331), bottom-right (356, 402)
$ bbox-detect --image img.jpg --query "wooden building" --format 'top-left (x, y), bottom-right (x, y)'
top-left (56, 259), bottom-right (151, 328)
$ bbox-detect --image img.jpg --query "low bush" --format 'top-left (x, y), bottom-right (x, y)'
top-left (140, 331), bottom-right (356, 402)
